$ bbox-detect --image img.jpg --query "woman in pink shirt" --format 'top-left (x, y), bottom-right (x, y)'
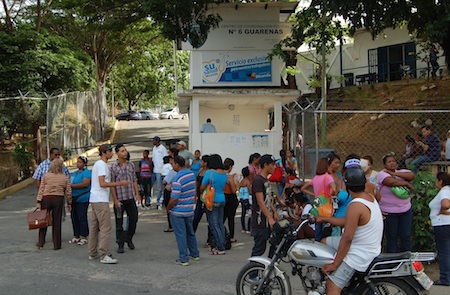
top-left (376, 153), bottom-right (415, 253)
top-left (301, 158), bottom-right (336, 241)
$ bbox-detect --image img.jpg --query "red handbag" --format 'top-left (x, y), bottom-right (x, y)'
top-left (27, 209), bottom-right (52, 230)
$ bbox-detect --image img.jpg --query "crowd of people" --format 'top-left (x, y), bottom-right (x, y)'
top-left (31, 132), bottom-right (450, 288)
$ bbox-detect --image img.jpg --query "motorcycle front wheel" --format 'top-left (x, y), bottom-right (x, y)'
top-left (357, 278), bottom-right (418, 295)
top-left (236, 262), bottom-right (289, 295)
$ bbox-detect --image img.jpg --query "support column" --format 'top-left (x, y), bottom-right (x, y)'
top-left (190, 97), bottom-right (201, 151)
top-left (273, 100), bottom-right (283, 155)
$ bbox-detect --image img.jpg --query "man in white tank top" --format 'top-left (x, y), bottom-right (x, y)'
top-left (316, 166), bottom-right (383, 294)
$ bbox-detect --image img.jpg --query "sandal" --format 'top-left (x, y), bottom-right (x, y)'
top-left (69, 238), bottom-right (80, 244)
top-left (77, 238), bottom-right (88, 245)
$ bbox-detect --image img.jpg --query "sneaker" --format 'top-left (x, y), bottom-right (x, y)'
top-left (157, 205), bottom-right (162, 211)
top-left (88, 254), bottom-right (99, 260)
top-left (175, 259), bottom-right (189, 266)
top-left (246, 230), bottom-right (251, 234)
top-left (100, 254), bottom-right (118, 264)
top-left (117, 244), bottom-right (124, 253)
top-left (189, 256), bottom-right (200, 261)
top-left (241, 229), bottom-right (246, 233)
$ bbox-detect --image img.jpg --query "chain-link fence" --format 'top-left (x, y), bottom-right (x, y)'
top-left (286, 97), bottom-right (450, 179)
top-left (47, 90), bottom-right (108, 157)
top-left (1, 89), bottom-right (108, 160)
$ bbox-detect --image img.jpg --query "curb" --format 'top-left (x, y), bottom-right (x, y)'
top-left (0, 178), bottom-right (35, 201)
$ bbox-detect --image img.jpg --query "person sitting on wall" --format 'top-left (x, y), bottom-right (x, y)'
top-left (411, 126), bottom-right (442, 172)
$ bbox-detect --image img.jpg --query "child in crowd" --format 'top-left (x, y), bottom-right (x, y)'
top-left (239, 167), bottom-right (252, 234)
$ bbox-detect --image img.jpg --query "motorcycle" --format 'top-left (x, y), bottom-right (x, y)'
top-left (236, 217), bottom-right (435, 295)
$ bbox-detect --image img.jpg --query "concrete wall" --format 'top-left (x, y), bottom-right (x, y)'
top-left (198, 105), bottom-right (269, 133)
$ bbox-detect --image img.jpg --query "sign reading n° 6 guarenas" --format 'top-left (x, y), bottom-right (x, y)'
top-left (202, 52), bottom-right (272, 84)
top-left (183, 22), bottom-right (293, 50)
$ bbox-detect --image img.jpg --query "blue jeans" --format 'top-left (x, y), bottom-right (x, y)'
top-left (170, 214), bottom-right (199, 263)
top-left (383, 207), bottom-right (412, 253)
top-left (71, 201), bottom-right (89, 237)
top-left (206, 202), bottom-right (226, 251)
top-left (151, 173), bottom-right (163, 206)
top-left (434, 225), bottom-right (450, 285)
top-left (411, 155), bottom-right (433, 173)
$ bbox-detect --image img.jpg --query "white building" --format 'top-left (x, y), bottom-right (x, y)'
top-left (179, 2), bottom-right (300, 172)
top-left (296, 27), bottom-right (436, 94)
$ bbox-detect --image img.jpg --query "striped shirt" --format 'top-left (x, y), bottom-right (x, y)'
top-left (170, 168), bottom-right (196, 217)
top-left (110, 160), bottom-right (137, 201)
top-left (139, 158), bottom-right (152, 178)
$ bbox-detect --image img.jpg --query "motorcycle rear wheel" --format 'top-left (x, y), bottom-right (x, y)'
top-left (357, 278), bottom-right (418, 295)
top-left (236, 262), bottom-right (288, 295)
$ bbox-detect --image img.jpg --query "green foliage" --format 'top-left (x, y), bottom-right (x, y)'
top-left (0, 27), bottom-right (94, 95)
top-left (62, 147), bottom-right (72, 161)
top-left (12, 142), bottom-right (34, 180)
top-left (410, 170), bottom-right (439, 251)
top-left (45, 0), bottom-right (149, 90)
top-left (142, 0), bottom-right (223, 48)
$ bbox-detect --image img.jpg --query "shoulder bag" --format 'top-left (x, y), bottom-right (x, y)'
top-left (201, 171), bottom-right (215, 211)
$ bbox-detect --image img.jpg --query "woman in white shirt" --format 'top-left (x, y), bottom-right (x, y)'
top-left (429, 172), bottom-right (450, 286)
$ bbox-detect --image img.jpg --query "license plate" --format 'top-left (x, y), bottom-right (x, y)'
top-left (415, 271), bottom-right (433, 290)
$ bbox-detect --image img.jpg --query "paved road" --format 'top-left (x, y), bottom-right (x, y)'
top-left (0, 119), bottom-right (447, 294)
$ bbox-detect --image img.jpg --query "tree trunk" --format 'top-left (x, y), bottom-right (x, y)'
top-left (2, 0), bottom-right (14, 32)
top-left (441, 39), bottom-right (450, 74)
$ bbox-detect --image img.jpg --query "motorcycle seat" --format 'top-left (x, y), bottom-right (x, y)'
top-left (372, 251), bottom-right (411, 263)
top-left (366, 251), bottom-right (411, 272)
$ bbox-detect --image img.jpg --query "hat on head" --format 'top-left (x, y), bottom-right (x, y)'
top-left (259, 154), bottom-right (276, 168)
top-left (99, 144), bottom-right (113, 153)
top-left (153, 136), bottom-right (161, 142)
top-left (344, 158), bottom-right (361, 169)
top-left (177, 140), bottom-right (186, 147)
top-left (289, 178), bottom-right (302, 187)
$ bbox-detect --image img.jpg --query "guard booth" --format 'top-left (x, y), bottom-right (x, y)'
top-left (178, 2), bottom-right (300, 172)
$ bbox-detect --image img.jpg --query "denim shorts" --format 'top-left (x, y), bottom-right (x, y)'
top-left (327, 260), bottom-right (355, 290)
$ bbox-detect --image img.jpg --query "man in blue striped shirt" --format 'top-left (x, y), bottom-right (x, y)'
top-left (167, 155), bottom-right (199, 266)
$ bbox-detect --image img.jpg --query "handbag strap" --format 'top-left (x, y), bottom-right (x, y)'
top-left (209, 170), bottom-right (214, 187)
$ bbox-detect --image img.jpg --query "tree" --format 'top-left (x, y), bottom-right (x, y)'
top-left (0, 26), bottom-right (93, 94)
top-left (111, 36), bottom-right (190, 110)
top-left (320, 0), bottom-right (450, 72)
top-left (142, 0), bottom-right (223, 49)
top-left (43, 0), bottom-right (148, 91)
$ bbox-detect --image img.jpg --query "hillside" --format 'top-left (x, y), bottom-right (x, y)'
top-left (323, 76), bottom-right (450, 170)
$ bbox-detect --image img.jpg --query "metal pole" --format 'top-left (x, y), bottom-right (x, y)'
top-left (320, 42), bottom-right (327, 147)
top-left (46, 93), bottom-right (50, 159)
top-left (173, 41), bottom-right (179, 95)
top-left (301, 110), bottom-right (305, 182)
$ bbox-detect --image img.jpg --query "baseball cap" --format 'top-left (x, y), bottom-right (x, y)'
top-left (99, 144), bottom-right (113, 153)
top-left (177, 140), bottom-right (186, 146)
top-left (153, 136), bottom-right (161, 142)
top-left (259, 154), bottom-right (276, 168)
